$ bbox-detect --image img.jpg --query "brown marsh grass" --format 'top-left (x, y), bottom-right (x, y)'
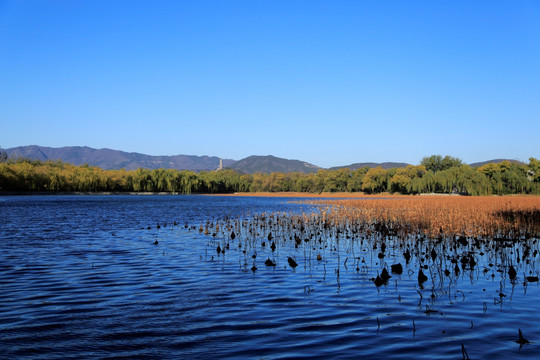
top-left (206, 192), bottom-right (391, 198)
top-left (312, 196), bottom-right (540, 239)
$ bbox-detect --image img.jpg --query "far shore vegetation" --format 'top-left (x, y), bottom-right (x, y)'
top-left (0, 155), bottom-right (539, 196)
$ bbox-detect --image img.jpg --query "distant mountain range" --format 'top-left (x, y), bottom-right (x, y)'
top-left (468, 159), bottom-right (524, 167)
top-left (329, 162), bottom-right (411, 171)
top-left (6, 145), bottom-right (235, 172)
top-left (4, 145), bottom-right (522, 174)
top-left (229, 155), bottom-right (320, 174)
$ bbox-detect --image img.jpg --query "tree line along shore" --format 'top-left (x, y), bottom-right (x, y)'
top-left (0, 156), bottom-right (539, 196)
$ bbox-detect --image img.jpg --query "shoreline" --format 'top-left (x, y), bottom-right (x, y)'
top-left (0, 191), bottom-right (403, 198)
top-left (206, 191), bottom-right (392, 198)
top-left (0, 191), bottom-right (531, 198)
top-left (0, 191), bottom-right (380, 197)
top-left (0, 191), bottom-right (189, 196)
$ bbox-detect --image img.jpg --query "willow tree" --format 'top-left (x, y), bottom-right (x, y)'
top-left (361, 167), bottom-right (387, 194)
top-left (421, 155), bottom-right (462, 173)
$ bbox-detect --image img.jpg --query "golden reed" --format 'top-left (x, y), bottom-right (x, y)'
top-left (308, 196), bottom-right (540, 239)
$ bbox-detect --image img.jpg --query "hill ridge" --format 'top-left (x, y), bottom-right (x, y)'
top-left (4, 145), bottom-right (524, 174)
top-left (229, 155), bottom-right (321, 174)
top-left (6, 145), bottom-right (234, 172)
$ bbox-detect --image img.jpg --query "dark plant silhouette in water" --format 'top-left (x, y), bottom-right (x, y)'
top-left (373, 268), bottom-right (391, 287)
top-left (418, 268), bottom-right (428, 285)
top-left (288, 257), bottom-right (298, 269)
top-left (391, 263), bottom-right (403, 275)
top-left (380, 268), bottom-right (391, 282)
top-left (265, 258), bottom-right (276, 267)
top-left (461, 344), bottom-right (470, 359)
top-left (509, 265), bottom-right (517, 280)
top-left (373, 272), bottom-right (385, 287)
top-left (184, 195), bottom-right (540, 356)
top-left (517, 329), bottom-right (530, 349)
top-left (404, 249), bottom-right (411, 263)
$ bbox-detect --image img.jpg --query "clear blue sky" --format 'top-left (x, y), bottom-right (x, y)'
top-left (1, 1), bottom-right (539, 167)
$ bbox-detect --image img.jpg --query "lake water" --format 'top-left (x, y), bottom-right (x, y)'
top-left (1, 195), bottom-right (539, 359)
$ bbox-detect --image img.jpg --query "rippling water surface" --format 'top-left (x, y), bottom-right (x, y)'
top-left (1, 195), bottom-right (540, 359)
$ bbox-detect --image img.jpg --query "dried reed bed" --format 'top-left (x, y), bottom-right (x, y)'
top-left (309, 196), bottom-right (540, 239)
top-left (206, 192), bottom-right (393, 198)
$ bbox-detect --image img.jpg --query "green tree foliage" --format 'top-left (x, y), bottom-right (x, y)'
top-left (347, 168), bottom-right (368, 192)
top-left (529, 158), bottom-right (540, 182)
top-left (421, 155), bottom-right (463, 173)
top-left (389, 165), bottom-right (427, 194)
top-left (478, 161), bottom-right (537, 195)
top-left (361, 167), bottom-right (387, 194)
top-left (0, 155), bottom-right (538, 195)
